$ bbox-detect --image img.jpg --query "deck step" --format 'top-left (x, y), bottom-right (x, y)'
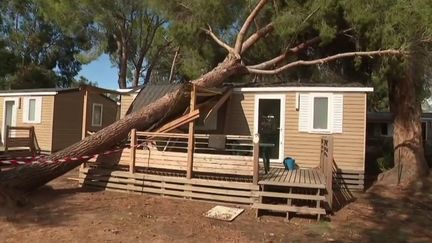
top-left (258, 180), bottom-right (326, 189)
top-left (258, 191), bottom-right (326, 201)
top-left (253, 203), bottom-right (326, 215)
top-left (258, 168), bottom-right (327, 189)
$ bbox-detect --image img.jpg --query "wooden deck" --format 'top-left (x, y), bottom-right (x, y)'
top-left (259, 167), bottom-right (326, 189)
top-left (254, 167), bottom-right (328, 220)
top-left (79, 167), bottom-right (259, 205)
top-left (80, 130), bottom-right (336, 220)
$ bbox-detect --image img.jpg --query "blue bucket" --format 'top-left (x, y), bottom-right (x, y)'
top-left (283, 157), bottom-right (296, 170)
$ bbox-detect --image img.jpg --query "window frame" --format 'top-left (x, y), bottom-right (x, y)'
top-left (309, 93), bottom-right (333, 134)
top-left (22, 97), bottom-right (42, 124)
top-left (91, 103), bottom-right (103, 127)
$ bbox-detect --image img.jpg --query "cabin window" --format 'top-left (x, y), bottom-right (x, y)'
top-left (298, 93), bottom-right (343, 134)
top-left (313, 97), bottom-right (329, 130)
top-left (92, 103), bottom-right (103, 127)
top-left (380, 123), bottom-right (389, 136)
top-left (23, 97), bottom-right (42, 123)
top-left (378, 123), bottom-right (393, 137)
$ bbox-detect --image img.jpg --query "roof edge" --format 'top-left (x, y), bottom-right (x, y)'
top-left (233, 86), bottom-right (374, 93)
top-left (117, 88), bottom-right (135, 93)
top-left (0, 91), bottom-right (59, 96)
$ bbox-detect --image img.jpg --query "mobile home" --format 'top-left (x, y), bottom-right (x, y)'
top-left (81, 83), bottom-right (371, 219)
top-left (0, 86), bottom-right (118, 153)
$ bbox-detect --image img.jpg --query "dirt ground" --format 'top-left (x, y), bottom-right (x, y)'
top-left (1, 169), bottom-right (431, 243)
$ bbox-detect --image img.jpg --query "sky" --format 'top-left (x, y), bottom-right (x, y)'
top-left (76, 54), bottom-right (119, 90)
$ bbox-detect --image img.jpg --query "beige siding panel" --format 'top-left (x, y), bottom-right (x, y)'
top-left (87, 94), bottom-right (118, 132)
top-left (284, 92), bottom-right (366, 172)
top-left (224, 93), bottom-right (254, 135)
top-left (52, 92), bottom-right (83, 152)
top-left (52, 92), bottom-right (118, 152)
top-left (120, 94), bottom-right (137, 118)
top-left (15, 96), bottom-right (54, 152)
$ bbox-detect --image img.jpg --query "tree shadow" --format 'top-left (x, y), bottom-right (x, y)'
top-left (334, 175), bottom-right (432, 242)
top-left (0, 172), bottom-right (107, 228)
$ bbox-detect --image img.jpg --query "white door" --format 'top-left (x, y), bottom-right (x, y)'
top-left (2, 98), bottom-right (19, 143)
top-left (254, 94), bottom-right (286, 163)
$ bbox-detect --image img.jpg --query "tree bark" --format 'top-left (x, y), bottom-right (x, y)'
top-left (114, 35), bottom-right (128, 89)
top-left (378, 75), bottom-right (430, 186)
top-left (132, 63), bottom-right (142, 87)
top-left (118, 40), bottom-right (128, 89)
top-left (0, 56), bottom-right (246, 192)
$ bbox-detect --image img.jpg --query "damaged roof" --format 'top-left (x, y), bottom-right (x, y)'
top-left (126, 84), bottom-right (183, 115)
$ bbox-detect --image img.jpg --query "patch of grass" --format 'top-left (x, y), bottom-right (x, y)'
top-left (306, 221), bottom-right (331, 235)
top-left (366, 227), bottom-right (408, 243)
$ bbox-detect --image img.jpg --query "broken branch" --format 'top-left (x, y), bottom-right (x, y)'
top-left (202, 25), bottom-right (236, 55)
top-left (248, 28), bottom-right (353, 70)
top-left (241, 23), bottom-right (274, 54)
top-left (247, 49), bottom-right (405, 75)
top-left (234, 0), bottom-right (269, 54)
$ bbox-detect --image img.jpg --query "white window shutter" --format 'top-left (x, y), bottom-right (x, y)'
top-left (298, 93), bottom-right (310, 132)
top-left (332, 94), bottom-right (343, 133)
top-left (35, 97), bottom-right (42, 123)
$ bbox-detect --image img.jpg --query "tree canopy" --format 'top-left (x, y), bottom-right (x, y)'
top-left (0, 0), bottom-right (92, 89)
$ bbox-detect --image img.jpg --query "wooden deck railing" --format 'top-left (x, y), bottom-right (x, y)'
top-left (319, 135), bottom-right (334, 209)
top-left (4, 125), bottom-right (39, 155)
top-left (125, 130), bottom-right (260, 183)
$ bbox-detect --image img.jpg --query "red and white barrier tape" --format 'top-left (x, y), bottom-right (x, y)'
top-left (0, 143), bottom-right (148, 166)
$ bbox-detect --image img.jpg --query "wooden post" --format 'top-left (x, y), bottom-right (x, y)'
top-left (186, 84), bottom-right (196, 179)
top-left (253, 133), bottom-right (260, 185)
top-left (81, 89), bottom-right (89, 140)
top-left (129, 128), bottom-right (137, 173)
top-left (81, 89), bottom-right (89, 169)
top-left (4, 125), bottom-right (9, 153)
top-left (326, 136), bottom-right (334, 210)
top-left (29, 126), bottom-right (35, 155)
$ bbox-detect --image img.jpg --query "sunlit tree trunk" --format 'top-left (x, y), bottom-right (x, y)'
top-left (379, 74), bottom-right (430, 185)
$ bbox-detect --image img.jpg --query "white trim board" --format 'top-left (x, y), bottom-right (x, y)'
top-left (234, 86), bottom-right (373, 93)
top-left (117, 88), bottom-right (141, 93)
top-left (0, 92), bottom-right (58, 97)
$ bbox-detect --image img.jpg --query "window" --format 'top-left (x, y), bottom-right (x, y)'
top-left (380, 123), bottom-right (388, 136)
top-left (23, 97), bottom-right (42, 123)
top-left (377, 123), bottom-right (393, 137)
top-left (92, 103), bottom-right (103, 127)
top-left (313, 97), bottom-right (329, 130)
top-left (298, 93), bottom-right (343, 134)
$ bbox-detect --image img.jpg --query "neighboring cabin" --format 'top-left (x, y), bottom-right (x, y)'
top-left (366, 112), bottom-right (432, 169)
top-left (0, 86), bottom-right (118, 153)
top-left (119, 83), bottom-right (371, 189)
top-left (367, 112), bottom-right (432, 143)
